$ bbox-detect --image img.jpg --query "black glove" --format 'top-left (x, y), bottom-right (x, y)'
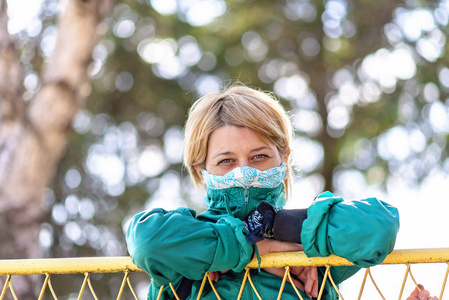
top-left (244, 201), bottom-right (277, 244)
top-left (244, 201), bottom-right (308, 244)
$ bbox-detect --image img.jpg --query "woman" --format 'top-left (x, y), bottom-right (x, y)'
top-left (126, 85), bottom-right (400, 299)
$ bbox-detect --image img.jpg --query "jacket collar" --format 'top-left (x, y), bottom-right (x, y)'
top-left (198, 185), bottom-right (286, 221)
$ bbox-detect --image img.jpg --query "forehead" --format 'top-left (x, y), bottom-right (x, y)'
top-left (207, 126), bottom-right (275, 154)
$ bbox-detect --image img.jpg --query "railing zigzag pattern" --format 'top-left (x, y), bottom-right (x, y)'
top-left (1, 248), bottom-right (449, 300)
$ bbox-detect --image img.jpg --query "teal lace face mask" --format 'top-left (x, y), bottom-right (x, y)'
top-left (201, 164), bottom-right (287, 190)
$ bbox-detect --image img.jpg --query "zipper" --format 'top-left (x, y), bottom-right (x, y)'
top-left (244, 188), bottom-right (249, 205)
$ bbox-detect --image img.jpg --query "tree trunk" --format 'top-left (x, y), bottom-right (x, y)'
top-left (302, 0), bottom-right (403, 192)
top-left (0, 0), bottom-right (113, 298)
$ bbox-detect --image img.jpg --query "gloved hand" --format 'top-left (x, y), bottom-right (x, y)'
top-left (244, 201), bottom-right (277, 244)
top-left (244, 201), bottom-right (308, 244)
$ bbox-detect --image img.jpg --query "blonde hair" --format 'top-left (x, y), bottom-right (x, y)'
top-left (183, 85), bottom-right (293, 198)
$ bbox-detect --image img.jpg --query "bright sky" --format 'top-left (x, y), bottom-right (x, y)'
top-left (6, 0), bottom-right (44, 34)
top-left (8, 0), bottom-right (449, 298)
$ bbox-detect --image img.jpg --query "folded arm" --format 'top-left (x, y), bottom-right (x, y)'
top-left (126, 207), bottom-right (253, 286)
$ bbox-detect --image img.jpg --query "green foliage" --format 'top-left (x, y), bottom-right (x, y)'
top-left (11, 0), bottom-right (449, 297)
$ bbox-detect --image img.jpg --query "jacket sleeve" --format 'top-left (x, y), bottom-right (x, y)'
top-left (125, 207), bottom-right (253, 286)
top-left (301, 191), bottom-right (400, 269)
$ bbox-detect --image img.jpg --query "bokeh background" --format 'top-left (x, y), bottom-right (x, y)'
top-left (3, 0), bottom-right (449, 298)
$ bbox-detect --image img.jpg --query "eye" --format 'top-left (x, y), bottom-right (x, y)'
top-left (253, 154), bottom-right (268, 160)
top-left (218, 158), bottom-right (232, 165)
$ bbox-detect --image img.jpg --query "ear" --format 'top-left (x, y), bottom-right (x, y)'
top-left (282, 146), bottom-right (291, 163)
top-left (194, 165), bottom-right (204, 181)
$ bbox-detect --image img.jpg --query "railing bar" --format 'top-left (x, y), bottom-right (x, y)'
top-left (0, 249), bottom-right (448, 276)
top-left (77, 273), bottom-right (89, 300)
top-left (6, 275), bottom-right (18, 300)
top-left (317, 265), bottom-right (330, 300)
top-left (126, 275), bottom-right (139, 300)
top-left (116, 271), bottom-right (129, 300)
top-left (237, 268), bottom-right (250, 300)
top-left (169, 282), bottom-right (181, 300)
top-left (398, 264), bottom-right (410, 300)
top-left (408, 267), bottom-right (420, 290)
top-left (245, 248), bottom-right (449, 269)
top-left (327, 268), bottom-right (344, 299)
top-left (87, 273), bottom-right (99, 300)
top-left (196, 273), bottom-right (208, 300)
top-left (357, 268), bottom-right (369, 300)
top-left (0, 257), bottom-right (141, 275)
top-left (0, 275), bottom-right (11, 300)
top-left (206, 272), bottom-right (222, 300)
top-left (0, 249), bottom-right (448, 300)
top-left (157, 285), bottom-right (164, 300)
top-left (439, 262), bottom-right (449, 300)
top-left (367, 267), bottom-right (385, 300)
top-left (47, 275), bottom-right (59, 300)
top-left (246, 271), bottom-right (262, 300)
top-left (276, 266), bottom-right (289, 300)
top-left (286, 269), bottom-right (305, 300)
top-left (38, 274), bottom-right (50, 300)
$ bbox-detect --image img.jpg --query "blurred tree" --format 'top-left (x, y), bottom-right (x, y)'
top-left (1, 0), bottom-right (448, 298)
top-left (0, 0), bottom-right (113, 297)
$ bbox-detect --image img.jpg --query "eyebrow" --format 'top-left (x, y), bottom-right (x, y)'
top-left (211, 146), bottom-right (272, 159)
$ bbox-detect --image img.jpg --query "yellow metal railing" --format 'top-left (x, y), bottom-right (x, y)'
top-left (1, 248), bottom-right (449, 300)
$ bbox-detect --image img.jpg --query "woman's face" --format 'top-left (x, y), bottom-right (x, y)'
top-left (195, 126), bottom-right (289, 177)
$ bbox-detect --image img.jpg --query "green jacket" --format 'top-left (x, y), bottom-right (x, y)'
top-left (126, 187), bottom-right (399, 299)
